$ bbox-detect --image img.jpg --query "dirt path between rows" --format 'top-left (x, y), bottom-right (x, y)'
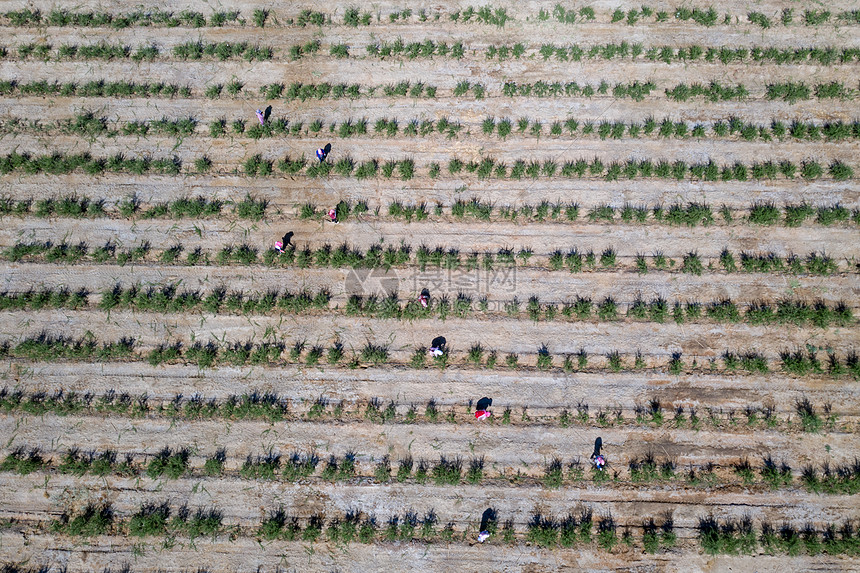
top-left (2, 529), bottom-right (857, 573)
top-left (2, 173), bottom-right (858, 212)
top-left (6, 361), bottom-right (859, 416)
top-left (10, 0), bottom-right (860, 20)
top-left (4, 11), bottom-right (860, 49)
top-left (2, 215), bottom-right (857, 260)
top-left (3, 410), bottom-right (856, 475)
top-left (5, 95), bottom-right (860, 126)
top-left (1, 470), bottom-right (856, 534)
top-left (2, 307), bottom-right (856, 362)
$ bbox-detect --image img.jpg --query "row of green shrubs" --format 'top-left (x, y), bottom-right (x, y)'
top-left (1, 445), bottom-right (203, 480)
top-left (3, 8), bottom-right (245, 28)
top-left (1, 284), bottom-right (851, 329)
top-left (529, 42), bottom-right (860, 65)
top-left (0, 8), bottom-right (368, 29)
top-left (95, 285), bottom-right (329, 315)
top-left (6, 6), bottom-right (858, 29)
top-left (0, 194), bottom-right (265, 220)
top-left (11, 42), bottom-right (156, 61)
top-left (0, 152), bottom-right (180, 175)
top-left (1, 333), bottom-right (858, 379)
top-left (2, 77), bottom-right (853, 103)
top-left (366, 39), bottom-right (465, 58)
top-left (0, 114), bottom-right (196, 139)
top-left (433, 199), bottom-right (859, 227)
top-left (698, 516), bottom-right (860, 556)
top-left (259, 80), bottom-right (432, 100)
top-left (744, 8), bottom-right (860, 27)
top-left (547, 6), bottom-right (860, 28)
top-left (502, 80), bottom-right (657, 100)
top-left (270, 155), bottom-right (858, 181)
top-left (0, 387), bottom-right (294, 422)
top-left (12, 5), bottom-right (857, 29)
top-left (0, 388), bottom-right (838, 435)
top-left (478, 116), bottom-right (860, 142)
top-left (766, 81), bottom-right (856, 103)
top-left (10, 41), bottom-right (273, 62)
top-left (0, 79), bottom-right (191, 98)
top-left (0, 150), bottom-right (855, 182)
top-left (269, 155), bottom-right (857, 182)
top-left (5, 193), bottom-right (858, 231)
top-left (0, 194), bottom-right (222, 219)
top-left (51, 502), bottom-right (222, 540)
top-left (34, 499), bottom-right (860, 555)
top-left (503, 80), bottom-right (857, 103)
top-left (172, 41), bottom-right (272, 60)
top-left (0, 192), bottom-right (271, 219)
top-left (11, 112), bottom-right (860, 145)
top-left (5, 443), bottom-right (856, 493)
top-left (210, 114), bottom-right (860, 143)
top-left (364, 38), bottom-right (860, 65)
top-left (2, 240), bottom-right (847, 278)
top-left (443, 345), bottom-right (856, 380)
top-left (623, 451), bottom-right (858, 494)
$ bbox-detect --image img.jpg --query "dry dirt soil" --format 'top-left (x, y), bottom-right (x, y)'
top-left (0, 1), bottom-right (858, 572)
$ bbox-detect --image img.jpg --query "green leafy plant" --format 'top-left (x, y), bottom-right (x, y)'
top-left (53, 504), bottom-right (113, 537)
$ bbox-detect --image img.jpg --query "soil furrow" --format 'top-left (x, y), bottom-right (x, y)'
top-left (3, 16), bottom-right (860, 49)
top-left (2, 413), bottom-right (856, 472)
top-left (1, 308), bottom-right (857, 361)
top-left (4, 360), bottom-right (860, 414)
top-left (0, 473), bottom-right (855, 533)
top-left (1, 216), bottom-right (857, 259)
top-left (4, 133), bottom-right (860, 166)
top-left (4, 96), bottom-right (860, 125)
top-left (4, 361), bottom-right (858, 416)
top-left (1, 173), bottom-right (857, 212)
top-left (3, 59), bottom-right (859, 96)
top-left (1, 530), bottom-right (855, 573)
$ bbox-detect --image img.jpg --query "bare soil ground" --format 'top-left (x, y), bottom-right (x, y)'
top-left (0, 1), bottom-right (858, 571)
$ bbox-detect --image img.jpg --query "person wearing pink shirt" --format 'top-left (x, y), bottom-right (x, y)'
top-left (475, 397), bottom-right (492, 420)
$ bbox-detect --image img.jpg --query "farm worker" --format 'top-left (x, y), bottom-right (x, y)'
top-left (316, 142), bottom-right (332, 162)
top-left (255, 109), bottom-right (265, 125)
top-left (274, 241), bottom-right (284, 253)
top-left (591, 437), bottom-right (603, 458)
top-left (429, 335), bottom-right (447, 356)
top-left (418, 288), bottom-right (431, 308)
top-left (429, 336), bottom-right (447, 356)
top-left (327, 208), bottom-right (339, 224)
top-left (475, 396), bottom-right (492, 420)
top-left (590, 436), bottom-right (605, 469)
top-left (478, 508), bottom-right (496, 542)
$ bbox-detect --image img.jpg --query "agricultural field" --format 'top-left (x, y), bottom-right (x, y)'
top-left (0, 0), bottom-right (858, 570)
